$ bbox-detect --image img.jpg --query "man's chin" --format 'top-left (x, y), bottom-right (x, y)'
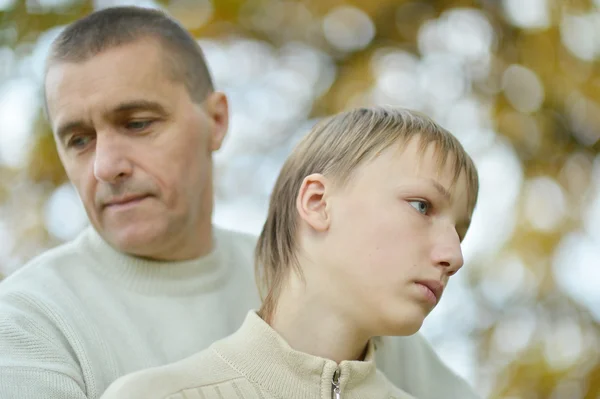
top-left (101, 223), bottom-right (164, 258)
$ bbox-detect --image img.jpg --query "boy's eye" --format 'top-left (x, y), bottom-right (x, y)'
top-left (408, 200), bottom-right (430, 215)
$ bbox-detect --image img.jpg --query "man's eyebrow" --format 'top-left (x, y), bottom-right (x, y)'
top-left (55, 101), bottom-right (168, 143)
top-left (56, 120), bottom-right (88, 143)
top-left (428, 178), bottom-right (452, 202)
top-left (111, 100), bottom-right (169, 116)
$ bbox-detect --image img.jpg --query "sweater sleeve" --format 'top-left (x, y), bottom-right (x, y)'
top-left (375, 334), bottom-right (481, 399)
top-left (0, 292), bottom-right (88, 399)
top-left (0, 368), bottom-right (87, 398)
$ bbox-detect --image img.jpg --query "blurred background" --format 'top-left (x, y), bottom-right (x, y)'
top-left (1, 0), bottom-right (600, 397)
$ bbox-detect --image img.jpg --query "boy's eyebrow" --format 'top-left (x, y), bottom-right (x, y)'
top-left (428, 178), bottom-right (452, 202)
top-left (457, 218), bottom-right (471, 232)
top-left (425, 178), bottom-right (472, 236)
top-left (457, 217), bottom-right (472, 241)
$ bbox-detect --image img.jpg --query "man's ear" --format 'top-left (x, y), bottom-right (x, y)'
top-left (296, 173), bottom-right (331, 232)
top-left (203, 91), bottom-right (229, 151)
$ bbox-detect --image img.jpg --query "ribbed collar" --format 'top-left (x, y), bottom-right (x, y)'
top-left (80, 226), bottom-right (230, 296)
top-left (212, 311), bottom-right (395, 399)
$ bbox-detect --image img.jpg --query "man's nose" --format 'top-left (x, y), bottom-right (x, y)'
top-left (93, 133), bottom-right (133, 183)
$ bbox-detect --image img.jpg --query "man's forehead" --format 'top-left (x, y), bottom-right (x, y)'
top-left (46, 40), bottom-right (169, 93)
top-left (52, 96), bottom-right (172, 134)
top-left (46, 58), bottom-right (176, 127)
top-left (45, 63), bottom-right (83, 130)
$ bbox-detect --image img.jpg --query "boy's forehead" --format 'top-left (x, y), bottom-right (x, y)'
top-left (388, 138), bottom-right (458, 175)
top-left (385, 139), bottom-right (471, 202)
top-left (336, 134), bottom-right (475, 204)
top-left (360, 135), bottom-right (477, 221)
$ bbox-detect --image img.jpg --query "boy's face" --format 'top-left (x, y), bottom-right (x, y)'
top-left (317, 137), bottom-right (472, 336)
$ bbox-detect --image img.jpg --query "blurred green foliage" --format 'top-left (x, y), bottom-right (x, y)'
top-left (1, 0), bottom-right (599, 397)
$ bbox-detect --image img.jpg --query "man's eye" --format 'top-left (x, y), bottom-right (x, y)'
top-left (408, 200), bottom-right (430, 215)
top-left (126, 120), bottom-right (153, 130)
top-left (68, 136), bottom-right (92, 149)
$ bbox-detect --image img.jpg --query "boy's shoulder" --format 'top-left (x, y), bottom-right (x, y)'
top-left (100, 347), bottom-right (243, 399)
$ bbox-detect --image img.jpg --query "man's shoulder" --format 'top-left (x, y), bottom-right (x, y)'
top-left (0, 232), bottom-right (94, 305)
top-left (374, 369), bottom-right (417, 399)
top-left (375, 334), bottom-right (480, 398)
top-left (214, 225), bottom-right (258, 248)
top-left (213, 225), bottom-right (258, 264)
top-left (0, 231), bottom-right (97, 373)
top-left (0, 228), bottom-right (94, 301)
top-left (101, 347), bottom-right (242, 399)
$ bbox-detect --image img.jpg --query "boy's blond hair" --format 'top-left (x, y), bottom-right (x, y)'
top-left (255, 106), bottom-right (479, 320)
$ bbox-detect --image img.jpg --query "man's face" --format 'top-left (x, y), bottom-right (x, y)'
top-left (316, 138), bottom-right (472, 336)
top-left (45, 39), bottom-right (227, 260)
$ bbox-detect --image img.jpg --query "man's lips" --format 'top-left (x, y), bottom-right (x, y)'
top-left (103, 194), bottom-right (150, 208)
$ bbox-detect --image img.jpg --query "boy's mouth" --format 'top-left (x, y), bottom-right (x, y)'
top-left (415, 279), bottom-right (444, 304)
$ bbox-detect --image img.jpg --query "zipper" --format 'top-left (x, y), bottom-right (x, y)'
top-left (331, 368), bottom-right (341, 399)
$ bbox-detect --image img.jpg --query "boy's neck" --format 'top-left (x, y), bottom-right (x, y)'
top-left (268, 274), bottom-right (370, 364)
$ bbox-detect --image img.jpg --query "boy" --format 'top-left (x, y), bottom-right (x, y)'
top-left (101, 106), bottom-right (479, 399)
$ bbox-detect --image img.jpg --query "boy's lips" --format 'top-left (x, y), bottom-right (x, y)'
top-left (415, 279), bottom-right (444, 304)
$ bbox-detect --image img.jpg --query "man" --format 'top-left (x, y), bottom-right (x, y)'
top-left (0, 6), bottom-right (480, 399)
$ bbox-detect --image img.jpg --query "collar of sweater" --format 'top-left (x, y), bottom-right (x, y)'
top-left (211, 311), bottom-right (390, 398)
top-left (81, 226), bottom-right (230, 295)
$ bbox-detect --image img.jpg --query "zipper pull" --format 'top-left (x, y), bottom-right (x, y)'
top-left (331, 368), bottom-right (341, 399)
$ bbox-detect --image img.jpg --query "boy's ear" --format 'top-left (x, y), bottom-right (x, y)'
top-left (296, 173), bottom-right (330, 232)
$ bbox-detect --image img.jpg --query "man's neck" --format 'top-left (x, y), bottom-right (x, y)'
top-left (127, 193), bottom-right (215, 261)
top-left (123, 222), bottom-right (213, 261)
top-left (268, 275), bottom-right (370, 364)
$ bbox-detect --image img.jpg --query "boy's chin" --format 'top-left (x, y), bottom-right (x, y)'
top-left (375, 308), bottom-right (426, 337)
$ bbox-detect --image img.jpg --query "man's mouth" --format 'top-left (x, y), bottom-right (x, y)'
top-left (104, 194), bottom-right (150, 208)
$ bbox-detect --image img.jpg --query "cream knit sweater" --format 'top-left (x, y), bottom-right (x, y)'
top-left (101, 311), bottom-right (416, 399)
top-left (0, 226), bottom-right (480, 398)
